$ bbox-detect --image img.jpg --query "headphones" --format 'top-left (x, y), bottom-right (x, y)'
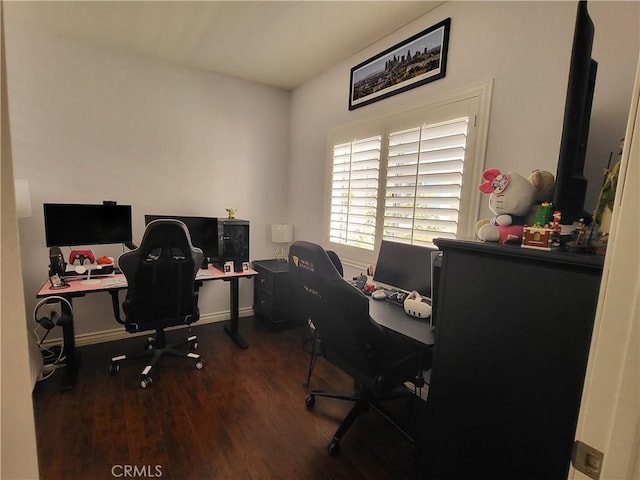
top-left (34, 296), bottom-right (73, 330)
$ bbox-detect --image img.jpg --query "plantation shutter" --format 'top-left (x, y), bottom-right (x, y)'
top-left (329, 135), bottom-right (382, 250)
top-left (383, 117), bottom-right (469, 246)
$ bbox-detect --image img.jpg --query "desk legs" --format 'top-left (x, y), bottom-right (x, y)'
top-left (223, 277), bottom-right (249, 349)
top-left (60, 301), bottom-right (79, 391)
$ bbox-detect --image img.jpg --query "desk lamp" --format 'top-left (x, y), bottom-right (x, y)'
top-left (271, 224), bottom-right (293, 261)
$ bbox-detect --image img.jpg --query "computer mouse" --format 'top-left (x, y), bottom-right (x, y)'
top-left (371, 289), bottom-right (387, 300)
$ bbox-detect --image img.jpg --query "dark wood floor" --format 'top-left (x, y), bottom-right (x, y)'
top-left (32, 317), bottom-right (420, 479)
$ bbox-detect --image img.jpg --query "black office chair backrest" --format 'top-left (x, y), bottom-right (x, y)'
top-left (326, 250), bottom-right (343, 277)
top-left (289, 241), bottom-right (386, 381)
top-left (119, 219), bottom-right (204, 333)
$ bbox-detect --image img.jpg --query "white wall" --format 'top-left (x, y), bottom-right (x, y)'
top-left (289, 1), bottom-right (639, 262)
top-left (1, 4), bottom-right (40, 478)
top-left (5, 20), bottom-right (291, 339)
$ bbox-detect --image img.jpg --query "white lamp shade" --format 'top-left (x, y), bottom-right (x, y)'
top-left (271, 224), bottom-right (293, 243)
top-left (14, 179), bottom-right (32, 219)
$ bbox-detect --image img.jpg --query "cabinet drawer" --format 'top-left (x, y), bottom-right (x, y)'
top-left (254, 289), bottom-right (275, 319)
top-left (255, 271), bottom-right (274, 295)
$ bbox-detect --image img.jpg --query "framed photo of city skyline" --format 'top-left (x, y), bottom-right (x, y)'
top-left (349, 18), bottom-right (451, 110)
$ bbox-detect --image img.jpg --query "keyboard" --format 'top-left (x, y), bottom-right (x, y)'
top-left (385, 291), bottom-right (407, 306)
top-left (383, 290), bottom-right (432, 308)
top-left (102, 277), bottom-right (127, 288)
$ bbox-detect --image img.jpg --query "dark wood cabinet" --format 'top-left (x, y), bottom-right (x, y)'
top-left (252, 259), bottom-right (297, 329)
top-left (426, 239), bottom-right (604, 479)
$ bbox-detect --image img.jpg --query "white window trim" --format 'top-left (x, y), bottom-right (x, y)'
top-left (325, 79), bottom-right (494, 267)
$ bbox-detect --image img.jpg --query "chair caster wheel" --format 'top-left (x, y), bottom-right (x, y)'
top-left (144, 337), bottom-right (155, 350)
top-left (109, 363), bottom-right (120, 375)
top-left (195, 359), bottom-right (205, 370)
top-left (305, 394), bottom-right (316, 408)
top-left (140, 376), bottom-right (153, 389)
top-left (328, 439), bottom-right (340, 455)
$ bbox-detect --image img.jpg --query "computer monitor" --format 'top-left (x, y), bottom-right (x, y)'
top-left (43, 203), bottom-right (133, 247)
top-left (373, 240), bottom-right (437, 297)
top-left (144, 215), bottom-right (218, 263)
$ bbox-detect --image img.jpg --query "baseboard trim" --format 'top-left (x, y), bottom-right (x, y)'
top-left (43, 307), bottom-right (255, 348)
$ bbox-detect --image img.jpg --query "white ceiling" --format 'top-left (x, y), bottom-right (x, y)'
top-left (6, 1), bottom-right (443, 90)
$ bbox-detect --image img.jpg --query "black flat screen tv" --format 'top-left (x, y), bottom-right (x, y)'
top-left (43, 203), bottom-right (133, 247)
top-left (553, 0), bottom-right (598, 225)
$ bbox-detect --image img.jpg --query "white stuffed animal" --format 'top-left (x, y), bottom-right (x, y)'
top-left (475, 169), bottom-right (537, 243)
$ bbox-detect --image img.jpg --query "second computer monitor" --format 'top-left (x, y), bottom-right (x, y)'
top-left (144, 215), bottom-right (249, 271)
top-left (373, 240), bottom-right (437, 298)
top-left (144, 215), bottom-right (218, 262)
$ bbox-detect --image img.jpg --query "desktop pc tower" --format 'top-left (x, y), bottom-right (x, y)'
top-left (211, 219), bottom-right (250, 272)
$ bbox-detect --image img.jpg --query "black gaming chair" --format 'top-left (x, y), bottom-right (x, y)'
top-left (109, 219), bottom-right (205, 388)
top-left (302, 250), bottom-right (343, 388)
top-left (289, 241), bottom-right (430, 455)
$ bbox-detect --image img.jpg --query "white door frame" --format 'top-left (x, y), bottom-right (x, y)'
top-left (570, 53), bottom-right (640, 480)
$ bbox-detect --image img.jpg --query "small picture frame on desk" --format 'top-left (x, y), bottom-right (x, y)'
top-left (224, 261), bottom-right (234, 274)
top-left (242, 262), bottom-right (250, 272)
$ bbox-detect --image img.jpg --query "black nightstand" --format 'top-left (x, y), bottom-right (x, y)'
top-left (252, 259), bottom-right (298, 329)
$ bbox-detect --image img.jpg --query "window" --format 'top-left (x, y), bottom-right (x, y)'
top-left (383, 116), bottom-right (470, 246)
top-left (329, 136), bottom-right (381, 250)
top-left (326, 81), bottom-right (492, 263)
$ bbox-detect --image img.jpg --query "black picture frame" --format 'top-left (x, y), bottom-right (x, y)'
top-left (349, 18), bottom-right (451, 110)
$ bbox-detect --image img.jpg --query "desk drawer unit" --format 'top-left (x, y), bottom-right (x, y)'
top-left (252, 259), bottom-right (296, 329)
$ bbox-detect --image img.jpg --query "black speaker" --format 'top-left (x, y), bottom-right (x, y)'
top-left (48, 246), bottom-right (68, 289)
top-left (211, 219), bottom-right (249, 272)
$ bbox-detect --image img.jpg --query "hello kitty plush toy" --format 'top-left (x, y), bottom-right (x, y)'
top-left (476, 169), bottom-right (537, 243)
